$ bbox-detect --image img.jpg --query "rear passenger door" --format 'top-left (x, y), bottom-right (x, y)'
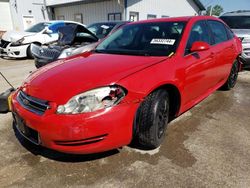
top-left (207, 20), bottom-right (235, 82)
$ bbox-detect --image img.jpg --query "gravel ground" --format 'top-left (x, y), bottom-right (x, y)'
top-left (0, 58), bottom-right (250, 187)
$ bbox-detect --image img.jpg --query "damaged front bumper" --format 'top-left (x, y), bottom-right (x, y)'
top-left (31, 43), bottom-right (62, 68)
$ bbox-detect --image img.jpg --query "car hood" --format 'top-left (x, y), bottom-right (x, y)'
top-left (232, 29), bottom-right (250, 38)
top-left (22, 53), bottom-right (167, 104)
top-left (2, 30), bottom-right (36, 42)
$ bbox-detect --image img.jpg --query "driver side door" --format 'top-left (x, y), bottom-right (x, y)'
top-left (182, 20), bottom-right (216, 109)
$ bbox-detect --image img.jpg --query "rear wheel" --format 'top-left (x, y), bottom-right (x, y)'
top-left (221, 60), bottom-right (239, 90)
top-left (135, 89), bottom-right (170, 149)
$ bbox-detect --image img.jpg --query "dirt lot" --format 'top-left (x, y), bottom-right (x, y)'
top-left (0, 58), bottom-right (250, 187)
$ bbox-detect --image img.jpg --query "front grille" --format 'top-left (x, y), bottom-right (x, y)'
top-left (242, 38), bottom-right (250, 43)
top-left (0, 39), bottom-right (10, 48)
top-left (31, 44), bottom-right (61, 60)
top-left (17, 91), bottom-right (50, 115)
top-left (243, 48), bottom-right (250, 57)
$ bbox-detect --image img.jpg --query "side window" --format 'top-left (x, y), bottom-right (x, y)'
top-left (185, 21), bottom-right (211, 55)
top-left (225, 26), bottom-right (235, 40)
top-left (208, 20), bottom-right (228, 44)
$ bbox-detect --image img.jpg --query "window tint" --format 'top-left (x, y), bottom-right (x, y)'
top-left (25, 22), bottom-right (50, 33)
top-left (96, 21), bottom-right (186, 56)
top-left (87, 23), bottom-right (116, 39)
top-left (220, 16), bottom-right (250, 29)
top-left (185, 21), bottom-right (211, 55)
top-left (208, 20), bottom-right (228, 44)
top-left (225, 26), bottom-right (234, 40)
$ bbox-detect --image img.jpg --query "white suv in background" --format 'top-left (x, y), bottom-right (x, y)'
top-left (0, 21), bottom-right (85, 58)
top-left (220, 10), bottom-right (250, 68)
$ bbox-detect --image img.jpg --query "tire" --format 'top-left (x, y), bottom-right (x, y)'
top-left (136, 89), bottom-right (170, 149)
top-left (221, 60), bottom-right (239, 90)
top-left (26, 45), bottom-right (34, 59)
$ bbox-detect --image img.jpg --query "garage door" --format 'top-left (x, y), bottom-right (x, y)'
top-left (0, 1), bottom-right (13, 31)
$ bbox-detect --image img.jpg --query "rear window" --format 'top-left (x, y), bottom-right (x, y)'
top-left (220, 16), bottom-right (250, 29)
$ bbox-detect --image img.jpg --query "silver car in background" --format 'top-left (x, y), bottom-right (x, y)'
top-left (220, 10), bottom-right (250, 68)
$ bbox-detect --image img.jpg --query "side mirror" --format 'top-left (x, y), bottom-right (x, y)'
top-left (43, 27), bottom-right (53, 34)
top-left (190, 41), bottom-right (210, 52)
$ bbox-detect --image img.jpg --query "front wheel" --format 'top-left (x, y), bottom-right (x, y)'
top-left (221, 60), bottom-right (239, 90)
top-left (135, 89), bottom-right (170, 149)
top-left (26, 45), bottom-right (34, 59)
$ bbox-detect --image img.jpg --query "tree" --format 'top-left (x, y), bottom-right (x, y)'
top-left (206, 5), bottom-right (224, 16)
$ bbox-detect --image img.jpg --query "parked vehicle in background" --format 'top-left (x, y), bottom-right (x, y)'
top-left (32, 21), bottom-right (129, 68)
top-left (10, 16), bottom-right (242, 154)
top-left (0, 21), bottom-right (86, 59)
top-left (220, 10), bottom-right (250, 68)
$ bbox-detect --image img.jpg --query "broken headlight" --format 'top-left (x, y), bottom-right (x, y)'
top-left (56, 86), bottom-right (126, 114)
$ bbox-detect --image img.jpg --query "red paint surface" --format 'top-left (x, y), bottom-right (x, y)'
top-left (12, 16), bottom-right (242, 154)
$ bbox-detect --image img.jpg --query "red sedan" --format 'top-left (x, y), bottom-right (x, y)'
top-left (11, 16), bottom-right (242, 154)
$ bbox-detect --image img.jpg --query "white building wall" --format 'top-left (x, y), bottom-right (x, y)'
top-left (126, 0), bottom-right (200, 21)
top-left (53, 0), bottom-right (125, 25)
top-left (0, 1), bottom-right (13, 31)
top-left (8, 0), bottom-right (49, 31)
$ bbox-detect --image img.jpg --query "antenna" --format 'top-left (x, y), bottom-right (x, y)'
top-left (0, 72), bottom-right (15, 89)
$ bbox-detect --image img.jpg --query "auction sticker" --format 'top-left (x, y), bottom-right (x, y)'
top-left (150, 39), bottom-right (176, 45)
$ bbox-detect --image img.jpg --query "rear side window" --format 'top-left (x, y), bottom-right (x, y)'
top-left (225, 26), bottom-right (234, 40)
top-left (185, 21), bottom-right (212, 55)
top-left (208, 20), bottom-right (228, 44)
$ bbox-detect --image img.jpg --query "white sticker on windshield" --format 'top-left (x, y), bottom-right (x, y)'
top-left (101, 25), bottom-right (110, 29)
top-left (150, 39), bottom-right (176, 45)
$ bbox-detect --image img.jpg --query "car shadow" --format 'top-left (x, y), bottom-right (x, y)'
top-left (12, 123), bottom-right (119, 163)
top-left (1, 56), bottom-right (29, 61)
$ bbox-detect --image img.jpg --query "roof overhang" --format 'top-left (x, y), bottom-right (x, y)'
top-left (193, 0), bottom-right (206, 11)
top-left (46, 0), bottom-right (110, 7)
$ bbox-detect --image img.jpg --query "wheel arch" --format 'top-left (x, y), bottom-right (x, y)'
top-left (132, 83), bottom-right (182, 144)
top-left (152, 84), bottom-right (182, 120)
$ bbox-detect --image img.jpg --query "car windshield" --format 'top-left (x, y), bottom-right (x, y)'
top-left (95, 21), bottom-right (186, 56)
top-left (25, 22), bottom-right (51, 33)
top-left (220, 16), bottom-right (250, 29)
top-left (87, 23), bottom-right (116, 39)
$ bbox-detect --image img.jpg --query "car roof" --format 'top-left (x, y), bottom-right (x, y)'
top-left (127, 16), bottom-right (220, 25)
top-left (88, 21), bottom-right (130, 26)
top-left (221, 10), bottom-right (250, 16)
top-left (47, 20), bottom-right (86, 27)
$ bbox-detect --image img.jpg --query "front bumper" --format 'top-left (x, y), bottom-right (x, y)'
top-left (11, 91), bottom-right (139, 154)
top-left (34, 58), bottom-right (54, 68)
top-left (0, 42), bottom-right (29, 58)
top-left (31, 44), bottom-right (61, 68)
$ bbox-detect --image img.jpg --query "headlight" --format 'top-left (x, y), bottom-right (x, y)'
top-left (58, 48), bottom-right (73, 59)
top-left (57, 86), bottom-right (127, 114)
top-left (11, 37), bottom-right (25, 46)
